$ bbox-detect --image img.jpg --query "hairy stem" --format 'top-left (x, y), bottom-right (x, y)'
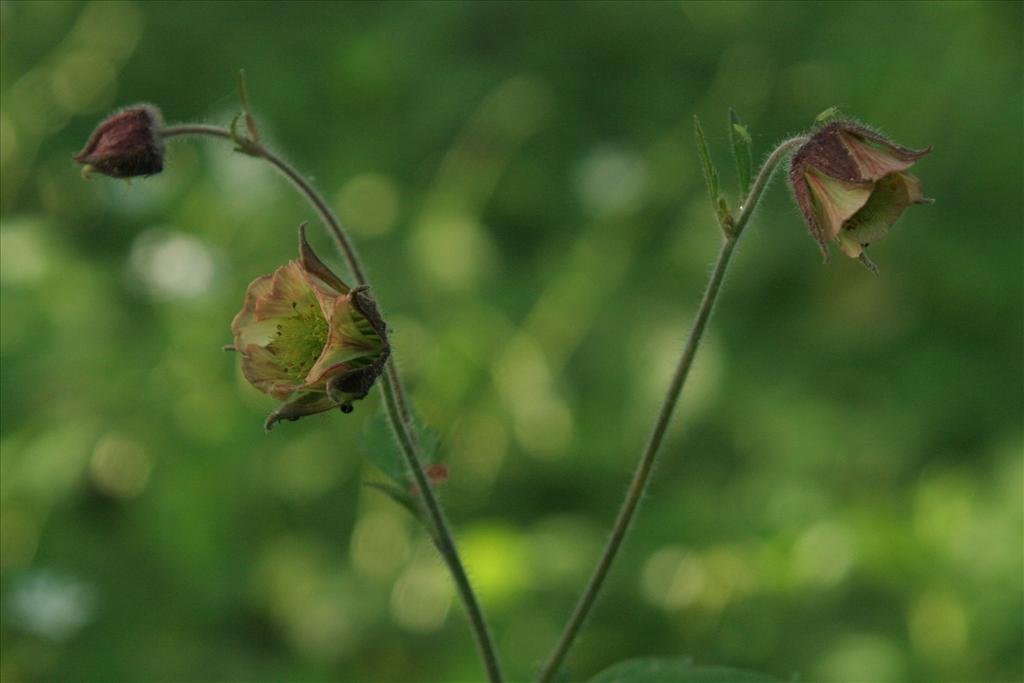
top-left (537, 136), bottom-right (806, 683)
top-left (161, 124), bottom-right (504, 683)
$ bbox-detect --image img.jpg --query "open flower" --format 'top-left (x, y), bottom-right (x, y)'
top-left (74, 105), bottom-right (165, 179)
top-left (231, 224), bottom-right (389, 430)
top-left (789, 121), bottom-right (931, 267)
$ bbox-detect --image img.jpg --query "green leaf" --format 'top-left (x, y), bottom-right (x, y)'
top-left (729, 108), bottom-right (753, 198)
top-left (589, 657), bottom-right (780, 683)
top-left (693, 114), bottom-right (720, 209)
top-left (362, 410), bottom-right (409, 484)
top-left (361, 407), bottom-right (443, 487)
top-left (228, 113), bottom-right (260, 157)
top-left (363, 480), bottom-right (424, 523)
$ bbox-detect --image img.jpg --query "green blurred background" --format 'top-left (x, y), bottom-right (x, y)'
top-left (1, 2), bottom-right (1021, 682)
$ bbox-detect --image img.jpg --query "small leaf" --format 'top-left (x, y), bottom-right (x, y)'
top-left (717, 196), bottom-right (733, 229)
top-left (364, 481), bottom-right (424, 523)
top-left (815, 106), bottom-right (841, 123)
top-left (362, 411), bottom-right (410, 484)
top-left (589, 657), bottom-right (780, 683)
top-left (361, 406), bottom-right (444, 488)
top-left (729, 108), bottom-right (753, 198)
top-left (693, 114), bottom-right (720, 209)
top-left (238, 68), bottom-right (261, 142)
top-left (228, 114), bottom-right (260, 157)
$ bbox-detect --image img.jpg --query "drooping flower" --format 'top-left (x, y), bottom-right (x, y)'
top-left (74, 105), bottom-right (166, 179)
top-left (231, 224), bottom-right (389, 430)
top-left (789, 121), bottom-right (931, 267)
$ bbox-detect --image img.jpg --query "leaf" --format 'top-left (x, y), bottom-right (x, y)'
top-left (693, 114), bottom-right (720, 208)
top-left (237, 68), bottom-right (261, 142)
top-left (589, 657), bottom-right (780, 683)
top-left (364, 481), bottom-right (423, 523)
top-left (228, 114), bottom-right (260, 157)
top-left (729, 108), bottom-right (753, 198)
top-left (362, 410), bottom-right (409, 484)
top-left (361, 406), bottom-right (443, 487)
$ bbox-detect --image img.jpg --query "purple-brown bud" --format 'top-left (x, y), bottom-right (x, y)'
top-left (789, 121), bottom-right (931, 263)
top-left (74, 105), bottom-right (165, 179)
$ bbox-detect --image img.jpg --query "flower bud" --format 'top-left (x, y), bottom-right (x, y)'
top-left (230, 224), bottom-right (390, 430)
top-left (74, 105), bottom-right (165, 179)
top-left (789, 121), bottom-right (931, 263)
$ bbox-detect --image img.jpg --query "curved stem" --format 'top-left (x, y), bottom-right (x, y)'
top-left (380, 373), bottom-right (504, 683)
top-left (536, 136), bottom-right (806, 683)
top-left (161, 124), bottom-right (504, 683)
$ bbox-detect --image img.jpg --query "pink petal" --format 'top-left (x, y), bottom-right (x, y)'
top-left (255, 261), bottom-right (316, 321)
top-left (239, 344), bottom-right (303, 400)
top-left (840, 131), bottom-right (923, 182)
top-left (804, 170), bottom-right (873, 241)
top-left (303, 297), bottom-right (378, 388)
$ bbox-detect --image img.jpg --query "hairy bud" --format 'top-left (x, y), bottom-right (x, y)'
top-left (789, 121), bottom-right (931, 264)
top-left (74, 105), bottom-right (165, 179)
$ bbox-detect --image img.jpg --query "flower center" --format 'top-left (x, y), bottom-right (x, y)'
top-left (268, 297), bottom-right (329, 382)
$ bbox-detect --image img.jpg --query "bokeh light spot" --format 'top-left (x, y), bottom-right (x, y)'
top-left (50, 51), bottom-right (116, 114)
top-left (351, 510), bottom-right (411, 580)
top-left (0, 221), bottom-right (50, 284)
top-left (816, 633), bottom-right (907, 682)
top-left (792, 520), bottom-right (854, 587)
top-left (908, 589), bottom-right (969, 665)
top-left (390, 546), bottom-right (452, 633)
top-left (641, 545), bottom-right (707, 611)
top-left (129, 228), bottom-right (217, 300)
top-left (410, 213), bottom-right (497, 290)
top-left (90, 433), bottom-right (151, 499)
top-left (6, 571), bottom-right (96, 642)
top-left (336, 173), bottom-right (400, 237)
top-left (461, 523), bottom-right (531, 607)
top-left (574, 145), bottom-right (648, 216)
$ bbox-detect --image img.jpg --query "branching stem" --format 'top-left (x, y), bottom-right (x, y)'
top-left (536, 136), bottom-right (806, 683)
top-left (160, 124), bottom-right (504, 683)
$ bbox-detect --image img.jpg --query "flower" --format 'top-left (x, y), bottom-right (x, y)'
top-left (74, 105), bottom-right (165, 179)
top-left (231, 224), bottom-right (389, 430)
top-left (789, 121), bottom-right (931, 266)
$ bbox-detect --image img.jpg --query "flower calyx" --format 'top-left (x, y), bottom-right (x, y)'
top-left (230, 223), bottom-right (390, 430)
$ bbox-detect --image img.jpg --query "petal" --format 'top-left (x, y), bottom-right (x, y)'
top-left (839, 131), bottom-right (927, 181)
top-left (839, 172), bottom-right (924, 256)
top-left (304, 297), bottom-right (381, 387)
top-left (840, 123), bottom-right (931, 161)
top-left (805, 169), bottom-right (873, 241)
top-left (837, 230), bottom-right (865, 258)
top-left (240, 344), bottom-right (303, 400)
top-left (255, 261), bottom-right (317, 321)
top-left (264, 391), bottom-right (337, 431)
top-left (231, 274), bottom-right (276, 347)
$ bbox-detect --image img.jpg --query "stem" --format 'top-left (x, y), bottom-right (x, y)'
top-left (160, 124), bottom-right (504, 683)
top-left (536, 136), bottom-right (806, 683)
top-left (380, 373), bottom-right (504, 683)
